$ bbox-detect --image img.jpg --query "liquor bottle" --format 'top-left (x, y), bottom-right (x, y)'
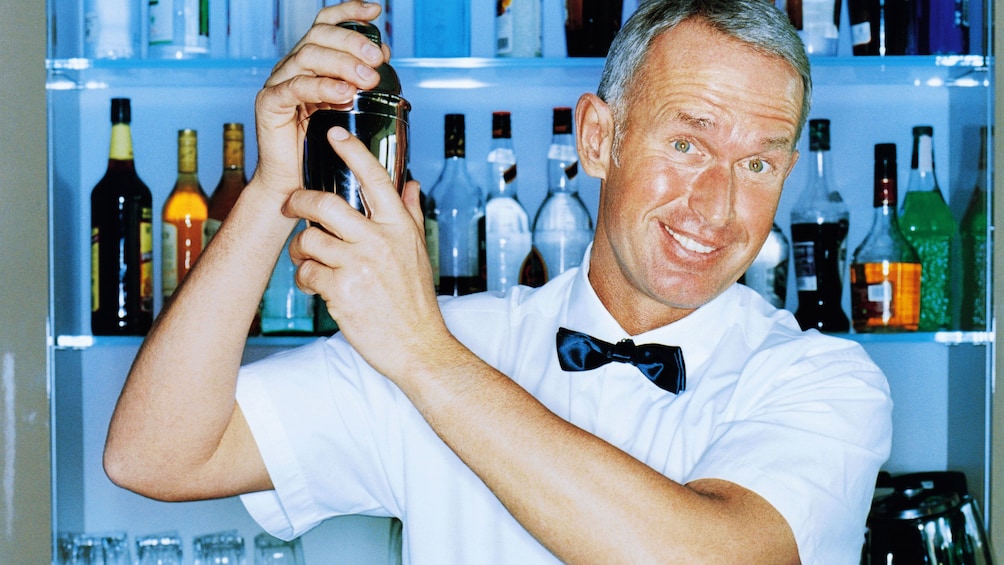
top-left (740, 222), bottom-right (790, 310)
top-left (496, 0), bottom-right (542, 58)
top-left (279, 0), bottom-right (321, 53)
top-left (429, 114), bottom-right (485, 296)
top-left (228, 0), bottom-right (279, 59)
top-left (531, 107), bottom-right (593, 281)
top-left (564, 0), bottom-right (623, 57)
top-left (83, 0), bottom-right (138, 59)
top-left (790, 119), bottom-right (850, 332)
top-left (850, 143), bottom-right (921, 332)
top-left (162, 129), bottom-right (209, 301)
top-left (91, 98), bottom-right (154, 335)
top-left (485, 111), bottom-right (532, 293)
top-left (919, 0), bottom-right (969, 55)
top-left (959, 126), bottom-right (988, 331)
top-left (204, 123), bottom-right (247, 244)
top-left (846, 0), bottom-right (913, 55)
top-left (261, 220), bottom-right (315, 334)
top-left (784, 0), bottom-right (840, 56)
top-left (899, 126), bottom-right (957, 331)
top-left (414, 0), bottom-right (469, 57)
top-left (148, 0), bottom-right (210, 59)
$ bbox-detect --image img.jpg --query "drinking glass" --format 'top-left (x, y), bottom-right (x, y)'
top-left (136, 531), bottom-right (183, 565)
top-left (194, 530), bottom-right (246, 565)
top-left (254, 532), bottom-right (306, 565)
top-left (57, 531), bottom-right (131, 565)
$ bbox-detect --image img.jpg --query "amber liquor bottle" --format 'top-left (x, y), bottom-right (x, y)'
top-left (162, 129), bottom-right (209, 301)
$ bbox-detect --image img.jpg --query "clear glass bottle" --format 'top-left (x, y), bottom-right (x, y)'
top-left (495, 0), bottom-right (542, 57)
top-left (531, 107), bottom-right (593, 281)
top-left (960, 126), bottom-right (988, 331)
top-left (850, 143), bottom-right (921, 332)
top-left (785, 0), bottom-right (841, 56)
top-left (741, 222), bottom-right (790, 309)
top-left (899, 125), bottom-right (957, 331)
top-left (261, 220), bottom-right (314, 335)
top-left (147, 0), bottom-right (210, 59)
top-left (485, 111), bottom-right (532, 293)
top-left (90, 97), bottom-right (154, 335)
top-left (429, 114), bottom-right (485, 296)
top-left (162, 128), bottom-right (209, 301)
top-left (790, 118), bottom-right (850, 332)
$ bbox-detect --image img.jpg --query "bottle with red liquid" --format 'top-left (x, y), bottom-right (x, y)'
top-left (790, 119), bottom-right (850, 332)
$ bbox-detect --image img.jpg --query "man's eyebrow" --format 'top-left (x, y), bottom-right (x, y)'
top-left (676, 111), bottom-right (714, 130)
top-left (761, 136), bottom-right (794, 151)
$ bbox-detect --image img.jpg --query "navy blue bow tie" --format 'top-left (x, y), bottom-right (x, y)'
top-left (555, 327), bottom-right (686, 394)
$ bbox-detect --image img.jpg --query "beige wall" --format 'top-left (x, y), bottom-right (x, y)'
top-left (0, 0), bottom-right (51, 562)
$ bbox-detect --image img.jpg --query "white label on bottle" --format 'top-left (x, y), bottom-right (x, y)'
top-left (162, 222), bottom-right (179, 297)
top-left (148, 0), bottom-right (173, 46)
top-left (867, 281), bottom-right (892, 303)
top-left (793, 241), bottom-right (818, 291)
top-left (548, 143), bottom-right (578, 163)
top-left (851, 22), bottom-right (871, 46)
top-left (496, 5), bottom-right (515, 55)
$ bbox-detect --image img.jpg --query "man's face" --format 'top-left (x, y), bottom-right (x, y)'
top-left (586, 20), bottom-right (803, 332)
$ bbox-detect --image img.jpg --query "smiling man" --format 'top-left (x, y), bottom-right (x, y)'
top-left (104, 1), bottom-right (892, 563)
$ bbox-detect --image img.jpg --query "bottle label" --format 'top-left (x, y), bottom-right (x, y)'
top-left (793, 241), bottom-right (817, 291)
top-left (850, 262), bottom-right (921, 331)
top-left (91, 227), bottom-right (100, 313)
top-left (850, 22), bottom-right (871, 46)
top-left (148, 0), bottom-right (172, 45)
top-left (203, 217), bottom-right (223, 245)
top-left (140, 211), bottom-right (154, 312)
top-left (496, 1), bottom-right (515, 55)
top-left (162, 222), bottom-right (179, 297)
top-left (425, 217), bottom-right (440, 288)
top-left (109, 124), bottom-right (134, 161)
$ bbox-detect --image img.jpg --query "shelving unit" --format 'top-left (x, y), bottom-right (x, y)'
top-left (46, 1), bottom-right (994, 563)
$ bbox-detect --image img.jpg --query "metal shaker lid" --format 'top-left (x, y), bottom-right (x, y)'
top-left (870, 486), bottom-right (961, 521)
top-left (337, 21), bottom-right (402, 96)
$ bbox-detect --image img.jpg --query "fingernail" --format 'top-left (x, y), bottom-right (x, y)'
top-left (361, 42), bottom-right (382, 63)
top-left (356, 64), bottom-right (377, 81)
top-left (328, 126), bottom-right (350, 141)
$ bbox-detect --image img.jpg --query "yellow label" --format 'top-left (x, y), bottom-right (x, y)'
top-left (91, 227), bottom-right (99, 313)
top-left (109, 124), bottom-right (133, 161)
top-left (140, 211), bottom-right (154, 311)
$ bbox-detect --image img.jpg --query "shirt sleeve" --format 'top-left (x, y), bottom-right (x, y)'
top-left (687, 337), bottom-right (892, 565)
top-left (236, 338), bottom-right (405, 540)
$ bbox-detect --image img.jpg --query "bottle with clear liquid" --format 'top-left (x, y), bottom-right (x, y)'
top-left (496, 0), bottom-right (542, 57)
top-left (960, 126), bottom-right (988, 331)
top-left (91, 97), bottom-right (154, 335)
top-left (485, 111), bottom-right (532, 293)
top-left (162, 129), bottom-right (209, 301)
top-left (850, 143), bottom-right (921, 332)
top-left (790, 118), bottom-right (850, 332)
top-left (148, 0), bottom-right (210, 59)
top-left (899, 125), bottom-right (957, 331)
top-left (531, 107), bottom-right (593, 281)
top-left (429, 114), bottom-right (485, 296)
top-left (261, 220), bottom-right (315, 335)
top-left (741, 222), bottom-right (790, 309)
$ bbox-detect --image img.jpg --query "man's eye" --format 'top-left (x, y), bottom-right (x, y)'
top-left (673, 140), bottom-right (691, 153)
top-left (748, 158), bottom-right (768, 173)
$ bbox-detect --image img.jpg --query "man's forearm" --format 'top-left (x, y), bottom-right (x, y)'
top-left (103, 183), bottom-right (295, 500)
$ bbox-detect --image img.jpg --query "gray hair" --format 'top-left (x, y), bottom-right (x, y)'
top-left (597, 0), bottom-right (812, 153)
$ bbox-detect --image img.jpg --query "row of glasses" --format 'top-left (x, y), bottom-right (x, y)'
top-left (58, 530), bottom-right (305, 565)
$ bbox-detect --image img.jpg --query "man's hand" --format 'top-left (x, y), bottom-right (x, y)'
top-left (284, 125), bottom-right (448, 380)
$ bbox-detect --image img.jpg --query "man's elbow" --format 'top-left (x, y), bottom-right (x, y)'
top-left (103, 438), bottom-right (188, 503)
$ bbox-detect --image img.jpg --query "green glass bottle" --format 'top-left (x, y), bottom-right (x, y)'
top-left (960, 127), bottom-right (989, 331)
top-left (899, 126), bottom-right (958, 331)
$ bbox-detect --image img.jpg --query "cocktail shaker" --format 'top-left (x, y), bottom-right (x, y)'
top-left (303, 21), bottom-right (411, 216)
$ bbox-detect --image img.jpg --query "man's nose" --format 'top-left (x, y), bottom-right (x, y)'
top-left (685, 163), bottom-right (735, 228)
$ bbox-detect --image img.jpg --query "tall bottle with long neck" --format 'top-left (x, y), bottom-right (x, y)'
top-left (429, 113), bottom-right (485, 296)
top-left (531, 107), bottom-right (593, 281)
top-left (485, 111), bottom-right (532, 293)
top-left (91, 97), bottom-right (154, 335)
top-left (850, 143), bottom-right (921, 332)
top-left (204, 123), bottom-right (247, 244)
top-left (960, 126), bottom-right (988, 331)
top-left (790, 118), bottom-right (850, 332)
top-left (899, 125), bottom-right (957, 331)
top-left (162, 128), bottom-right (209, 302)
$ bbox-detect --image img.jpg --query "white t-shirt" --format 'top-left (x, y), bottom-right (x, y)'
top-left (237, 252), bottom-right (892, 564)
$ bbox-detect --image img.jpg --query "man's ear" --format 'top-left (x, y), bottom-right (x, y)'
top-left (575, 92), bottom-right (615, 180)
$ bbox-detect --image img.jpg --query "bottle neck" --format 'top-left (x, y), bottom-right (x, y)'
top-left (487, 137), bottom-right (518, 199)
top-left (907, 134), bottom-right (938, 193)
top-left (108, 123), bottom-right (134, 162)
top-left (547, 133), bottom-right (579, 194)
top-left (178, 136), bottom-right (198, 175)
top-left (222, 139), bottom-right (244, 171)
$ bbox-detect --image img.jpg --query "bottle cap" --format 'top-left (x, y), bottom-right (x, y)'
top-left (492, 111), bottom-right (511, 139)
top-left (874, 143), bottom-right (897, 206)
top-left (552, 107), bottom-right (573, 135)
top-left (337, 21), bottom-right (401, 95)
top-left (445, 113), bottom-right (466, 157)
top-left (808, 119), bottom-right (830, 152)
top-left (111, 97), bottom-right (131, 124)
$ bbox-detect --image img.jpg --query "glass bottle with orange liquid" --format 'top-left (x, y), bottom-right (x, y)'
top-left (162, 128), bottom-right (209, 302)
top-left (850, 143), bottom-right (921, 332)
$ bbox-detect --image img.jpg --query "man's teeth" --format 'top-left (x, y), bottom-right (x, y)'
top-left (667, 227), bottom-right (714, 254)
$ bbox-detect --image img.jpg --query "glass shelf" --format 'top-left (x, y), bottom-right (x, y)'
top-left (52, 328), bottom-right (996, 351)
top-left (45, 55), bottom-right (991, 90)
